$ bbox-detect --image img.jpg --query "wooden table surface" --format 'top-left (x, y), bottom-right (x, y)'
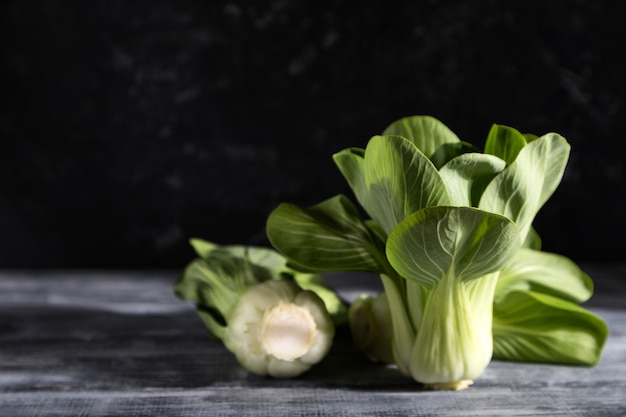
top-left (1, 267), bottom-right (624, 416)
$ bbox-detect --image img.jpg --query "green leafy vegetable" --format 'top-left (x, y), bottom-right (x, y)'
top-left (267, 115), bottom-right (607, 389)
top-left (175, 240), bottom-right (344, 378)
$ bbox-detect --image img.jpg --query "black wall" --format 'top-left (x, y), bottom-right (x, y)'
top-left (2, 0), bottom-right (625, 268)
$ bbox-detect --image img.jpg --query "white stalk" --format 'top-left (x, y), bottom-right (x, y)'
top-left (410, 272), bottom-right (499, 390)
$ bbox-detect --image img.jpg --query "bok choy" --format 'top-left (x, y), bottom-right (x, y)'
top-left (266, 115), bottom-right (608, 389)
top-left (175, 239), bottom-right (344, 378)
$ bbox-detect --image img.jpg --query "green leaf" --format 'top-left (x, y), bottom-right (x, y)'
top-left (335, 135), bottom-right (451, 235)
top-left (523, 133), bottom-right (539, 142)
top-left (493, 290), bottom-right (608, 365)
top-left (189, 238), bottom-right (289, 281)
top-left (478, 133), bottom-right (570, 242)
top-left (522, 226), bottom-right (542, 250)
top-left (195, 305), bottom-right (227, 341)
top-left (365, 219), bottom-right (388, 242)
top-left (495, 248), bottom-right (593, 304)
top-left (386, 206), bottom-right (521, 288)
top-left (175, 258), bottom-right (240, 309)
top-left (382, 115), bottom-right (461, 159)
top-left (266, 194), bottom-right (387, 274)
top-left (189, 238), bottom-right (219, 259)
top-left (439, 153), bottom-right (506, 206)
top-left (429, 141), bottom-right (478, 169)
top-left (332, 147), bottom-right (367, 208)
top-left (175, 259), bottom-right (237, 340)
top-left (484, 124), bottom-right (528, 165)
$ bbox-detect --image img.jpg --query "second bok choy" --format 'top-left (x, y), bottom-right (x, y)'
top-left (175, 239), bottom-right (346, 378)
top-left (266, 115), bottom-right (608, 389)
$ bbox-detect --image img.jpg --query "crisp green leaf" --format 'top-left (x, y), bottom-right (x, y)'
top-left (484, 124), bottom-right (527, 165)
top-left (175, 258), bottom-right (240, 308)
top-left (335, 135), bottom-right (452, 235)
top-left (493, 290), bottom-right (608, 365)
top-left (478, 133), bottom-right (570, 242)
top-left (382, 115), bottom-right (460, 159)
top-left (175, 259), bottom-right (205, 302)
top-left (365, 219), bottom-right (388, 242)
top-left (495, 248), bottom-right (593, 304)
top-left (195, 305), bottom-right (227, 340)
top-left (189, 238), bottom-right (289, 280)
top-left (439, 153), bottom-right (506, 206)
top-left (363, 136), bottom-right (452, 233)
top-left (386, 206), bottom-right (521, 288)
top-left (522, 226), bottom-right (542, 250)
top-left (175, 259), bottom-right (237, 340)
top-left (189, 238), bottom-right (219, 259)
top-left (523, 133), bottom-right (539, 142)
top-left (332, 147), bottom-right (367, 208)
top-left (266, 194), bottom-right (387, 273)
top-left (430, 141), bottom-right (478, 169)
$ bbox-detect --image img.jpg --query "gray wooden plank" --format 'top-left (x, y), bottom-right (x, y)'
top-left (0, 270), bottom-right (624, 416)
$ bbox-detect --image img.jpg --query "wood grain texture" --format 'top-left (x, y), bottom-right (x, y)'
top-left (0, 269), bottom-right (624, 416)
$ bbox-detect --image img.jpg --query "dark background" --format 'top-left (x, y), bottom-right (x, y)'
top-left (1, 0), bottom-right (624, 268)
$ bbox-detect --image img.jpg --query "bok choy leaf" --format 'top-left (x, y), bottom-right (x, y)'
top-left (493, 290), bottom-right (608, 365)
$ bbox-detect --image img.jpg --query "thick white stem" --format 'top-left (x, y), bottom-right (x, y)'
top-left (380, 274), bottom-right (415, 375)
top-left (409, 271), bottom-right (497, 388)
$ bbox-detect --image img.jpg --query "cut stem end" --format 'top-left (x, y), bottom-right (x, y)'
top-left (261, 302), bottom-right (317, 362)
